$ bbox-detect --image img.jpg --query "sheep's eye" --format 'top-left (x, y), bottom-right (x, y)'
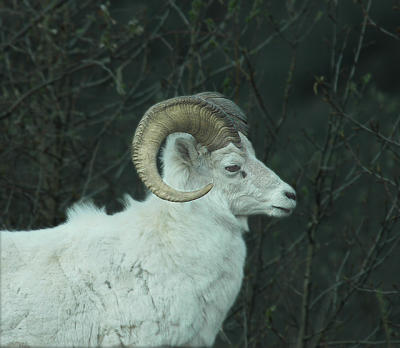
top-left (225, 165), bottom-right (241, 172)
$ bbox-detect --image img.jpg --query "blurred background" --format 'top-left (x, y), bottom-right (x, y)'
top-left (1, 0), bottom-right (399, 346)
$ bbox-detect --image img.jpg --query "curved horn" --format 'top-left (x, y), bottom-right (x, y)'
top-left (132, 94), bottom-right (246, 202)
top-left (195, 92), bottom-right (248, 136)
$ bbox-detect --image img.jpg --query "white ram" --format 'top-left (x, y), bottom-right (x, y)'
top-left (0, 92), bottom-right (296, 347)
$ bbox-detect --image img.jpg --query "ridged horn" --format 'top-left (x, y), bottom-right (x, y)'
top-left (132, 93), bottom-right (247, 202)
top-left (195, 92), bottom-right (248, 136)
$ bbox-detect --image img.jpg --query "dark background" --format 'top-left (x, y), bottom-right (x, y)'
top-left (1, 1), bottom-right (399, 347)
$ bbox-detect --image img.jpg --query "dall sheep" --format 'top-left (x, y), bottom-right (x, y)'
top-left (0, 92), bottom-right (296, 347)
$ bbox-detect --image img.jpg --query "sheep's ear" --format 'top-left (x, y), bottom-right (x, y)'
top-left (174, 137), bottom-right (199, 166)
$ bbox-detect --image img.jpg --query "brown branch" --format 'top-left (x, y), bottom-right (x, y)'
top-left (0, 0), bottom-right (69, 51)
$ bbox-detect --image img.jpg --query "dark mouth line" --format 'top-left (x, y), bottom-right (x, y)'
top-left (273, 206), bottom-right (291, 213)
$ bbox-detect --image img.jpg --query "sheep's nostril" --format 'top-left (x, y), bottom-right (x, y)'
top-left (285, 191), bottom-right (296, 201)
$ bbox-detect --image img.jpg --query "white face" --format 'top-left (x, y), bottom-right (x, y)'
top-left (162, 132), bottom-right (296, 218)
top-left (209, 134), bottom-right (296, 218)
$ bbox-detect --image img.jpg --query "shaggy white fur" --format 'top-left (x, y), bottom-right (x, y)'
top-left (0, 133), bottom-right (296, 347)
